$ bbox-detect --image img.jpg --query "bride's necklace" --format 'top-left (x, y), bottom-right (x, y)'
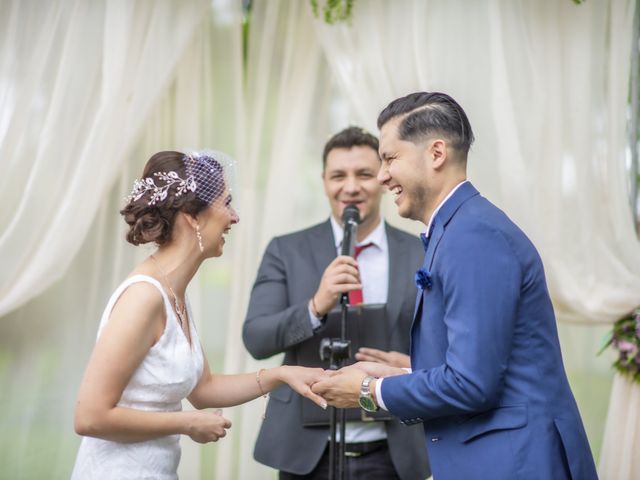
top-left (150, 254), bottom-right (187, 327)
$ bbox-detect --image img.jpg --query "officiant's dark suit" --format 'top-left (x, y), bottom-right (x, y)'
top-left (242, 127), bottom-right (430, 479)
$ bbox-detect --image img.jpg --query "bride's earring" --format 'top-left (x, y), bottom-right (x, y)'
top-left (196, 224), bottom-right (204, 252)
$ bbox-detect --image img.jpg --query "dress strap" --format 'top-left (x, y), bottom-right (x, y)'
top-left (98, 274), bottom-right (175, 335)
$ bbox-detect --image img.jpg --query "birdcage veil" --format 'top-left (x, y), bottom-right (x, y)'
top-left (183, 149), bottom-right (237, 210)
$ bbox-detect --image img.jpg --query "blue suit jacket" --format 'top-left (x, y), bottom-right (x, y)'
top-left (381, 182), bottom-right (597, 480)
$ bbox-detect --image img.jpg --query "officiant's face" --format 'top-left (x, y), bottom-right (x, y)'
top-left (322, 145), bottom-right (383, 230)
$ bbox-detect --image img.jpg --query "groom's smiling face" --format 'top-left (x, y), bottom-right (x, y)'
top-left (322, 145), bottom-right (383, 231)
top-left (377, 116), bottom-right (433, 223)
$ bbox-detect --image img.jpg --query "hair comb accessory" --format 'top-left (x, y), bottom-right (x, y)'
top-left (126, 171), bottom-right (196, 205)
top-left (125, 149), bottom-right (237, 209)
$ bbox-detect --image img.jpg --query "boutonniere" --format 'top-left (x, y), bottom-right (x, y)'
top-left (415, 268), bottom-right (432, 290)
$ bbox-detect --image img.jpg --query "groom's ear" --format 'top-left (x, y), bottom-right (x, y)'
top-left (428, 139), bottom-right (447, 170)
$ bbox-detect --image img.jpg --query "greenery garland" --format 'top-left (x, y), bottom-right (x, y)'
top-left (308, 0), bottom-right (584, 25)
top-left (310, 0), bottom-right (355, 24)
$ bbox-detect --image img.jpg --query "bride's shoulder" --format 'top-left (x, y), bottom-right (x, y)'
top-left (112, 275), bottom-right (166, 318)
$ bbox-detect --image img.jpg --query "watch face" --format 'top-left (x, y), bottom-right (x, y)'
top-left (358, 396), bottom-right (377, 412)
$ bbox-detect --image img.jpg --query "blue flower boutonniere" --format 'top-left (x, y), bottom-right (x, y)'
top-left (415, 268), bottom-right (432, 290)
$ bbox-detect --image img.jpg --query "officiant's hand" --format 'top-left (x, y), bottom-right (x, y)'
top-left (355, 347), bottom-right (411, 368)
top-left (348, 361), bottom-right (406, 379)
top-left (311, 256), bottom-right (361, 316)
top-left (311, 366), bottom-right (366, 409)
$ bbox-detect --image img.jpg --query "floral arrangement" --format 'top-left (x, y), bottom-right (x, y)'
top-left (600, 308), bottom-right (640, 384)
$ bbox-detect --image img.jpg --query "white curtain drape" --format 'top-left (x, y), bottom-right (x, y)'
top-left (599, 374), bottom-right (640, 479)
top-left (0, 0), bottom-right (210, 317)
top-left (0, 1), bottom-right (244, 477)
top-left (313, 0), bottom-right (640, 325)
top-left (212, 1), bottom-right (336, 477)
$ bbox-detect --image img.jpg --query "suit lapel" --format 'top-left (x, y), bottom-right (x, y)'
top-left (410, 182), bottom-right (480, 327)
top-left (385, 224), bottom-right (409, 335)
top-left (423, 219), bottom-right (444, 272)
top-left (309, 220), bottom-right (337, 278)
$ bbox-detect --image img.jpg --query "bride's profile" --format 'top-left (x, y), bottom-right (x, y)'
top-left (71, 150), bottom-right (328, 479)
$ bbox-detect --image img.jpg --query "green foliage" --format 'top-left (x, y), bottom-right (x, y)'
top-left (310, 0), bottom-right (355, 24)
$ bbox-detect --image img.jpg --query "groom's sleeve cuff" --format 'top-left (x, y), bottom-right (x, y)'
top-left (375, 378), bottom-right (388, 411)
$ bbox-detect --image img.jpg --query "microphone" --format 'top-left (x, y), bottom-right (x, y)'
top-left (340, 205), bottom-right (360, 305)
top-left (340, 204), bottom-right (360, 257)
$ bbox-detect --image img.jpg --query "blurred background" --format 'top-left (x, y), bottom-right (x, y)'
top-left (0, 0), bottom-right (639, 478)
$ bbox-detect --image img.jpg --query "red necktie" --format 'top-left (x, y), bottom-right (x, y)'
top-left (348, 242), bottom-right (374, 305)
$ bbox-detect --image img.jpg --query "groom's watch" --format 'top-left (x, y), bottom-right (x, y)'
top-left (358, 376), bottom-right (379, 412)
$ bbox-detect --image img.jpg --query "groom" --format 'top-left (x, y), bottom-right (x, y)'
top-left (312, 92), bottom-right (598, 480)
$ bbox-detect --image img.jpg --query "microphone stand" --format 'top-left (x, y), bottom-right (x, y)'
top-left (321, 206), bottom-right (359, 480)
top-left (322, 293), bottom-right (350, 480)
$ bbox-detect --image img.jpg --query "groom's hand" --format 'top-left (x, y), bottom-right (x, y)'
top-left (311, 367), bottom-right (367, 409)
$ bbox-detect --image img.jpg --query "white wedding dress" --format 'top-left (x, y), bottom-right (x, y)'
top-left (71, 275), bottom-right (204, 480)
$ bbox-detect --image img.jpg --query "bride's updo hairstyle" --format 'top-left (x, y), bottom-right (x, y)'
top-left (121, 150), bottom-right (228, 246)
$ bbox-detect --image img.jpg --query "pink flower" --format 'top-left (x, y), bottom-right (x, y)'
top-left (617, 340), bottom-right (638, 356)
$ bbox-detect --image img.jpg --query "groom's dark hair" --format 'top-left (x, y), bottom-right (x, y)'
top-left (377, 92), bottom-right (474, 156)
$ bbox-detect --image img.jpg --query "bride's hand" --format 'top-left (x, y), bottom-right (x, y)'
top-left (182, 409), bottom-right (232, 444)
top-left (278, 366), bottom-right (330, 409)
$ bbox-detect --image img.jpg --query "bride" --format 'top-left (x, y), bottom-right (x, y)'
top-left (71, 150), bottom-right (328, 479)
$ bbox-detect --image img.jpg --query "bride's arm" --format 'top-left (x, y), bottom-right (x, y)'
top-left (74, 283), bottom-right (230, 444)
top-left (188, 354), bottom-right (328, 409)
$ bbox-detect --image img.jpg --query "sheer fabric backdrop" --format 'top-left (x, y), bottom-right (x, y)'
top-left (0, 0), bottom-right (210, 317)
top-left (314, 0), bottom-right (639, 324)
top-left (0, 0), bottom-right (244, 477)
top-left (213, 2), bottom-right (331, 478)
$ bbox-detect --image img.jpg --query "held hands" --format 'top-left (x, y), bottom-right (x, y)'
top-left (312, 256), bottom-right (361, 316)
top-left (355, 347), bottom-right (411, 369)
top-left (311, 361), bottom-right (409, 409)
top-left (278, 366), bottom-right (331, 409)
top-left (184, 409), bottom-right (232, 444)
top-left (311, 366), bottom-right (367, 409)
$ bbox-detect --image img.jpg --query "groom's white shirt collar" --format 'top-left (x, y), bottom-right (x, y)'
top-left (424, 180), bottom-right (468, 237)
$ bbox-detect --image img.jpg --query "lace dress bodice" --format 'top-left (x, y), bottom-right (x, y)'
top-left (71, 275), bottom-right (204, 479)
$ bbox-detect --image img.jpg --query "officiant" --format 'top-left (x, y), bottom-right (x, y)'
top-left (242, 127), bottom-right (430, 480)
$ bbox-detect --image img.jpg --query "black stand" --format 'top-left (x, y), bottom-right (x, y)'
top-left (319, 294), bottom-right (351, 480)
